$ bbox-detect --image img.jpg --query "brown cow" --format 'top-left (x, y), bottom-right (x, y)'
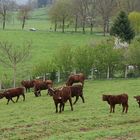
top-left (21, 80), bottom-right (34, 92)
top-left (69, 84), bottom-right (85, 104)
top-left (66, 73), bottom-right (85, 86)
top-left (0, 87), bottom-right (25, 104)
top-left (134, 96), bottom-right (140, 108)
top-left (33, 80), bottom-right (53, 97)
top-left (102, 93), bottom-right (128, 113)
top-left (48, 86), bottom-right (73, 113)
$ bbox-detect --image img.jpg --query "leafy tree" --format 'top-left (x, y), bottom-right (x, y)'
top-left (110, 11), bottom-right (135, 43)
top-left (0, 42), bottom-right (31, 88)
top-left (127, 39), bottom-right (140, 67)
top-left (93, 39), bottom-right (121, 79)
top-left (49, 0), bottom-right (72, 33)
top-left (73, 45), bottom-right (94, 76)
top-left (32, 58), bottom-right (56, 80)
top-left (129, 11), bottom-right (140, 34)
top-left (54, 46), bottom-right (73, 79)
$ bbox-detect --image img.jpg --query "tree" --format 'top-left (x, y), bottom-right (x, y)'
top-left (96, 0), bottom-right (117, 36)
top-left (49, 0), bottom-right (72, 33)
top-left (18, 4), bottom-right (31, 30)
top-left (73, 45), bottom-right (94, 76)
top-left (0, 42), bottom-right (31, 88)
top-left (54, 46), bottom-right (73, 80)
top-left (32, 58), bottom-right (56, 80)
top-left (129, 11), bottom-right (140, 34)
top-left (0, 0), bottom-right (14, 30)
top-left (93, 39), bottom-right (121, 79)
top-left (110, 11), bottom-right (135, 43)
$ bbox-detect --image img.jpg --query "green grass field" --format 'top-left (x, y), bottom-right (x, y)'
top-left (0, 79), bottom-right (140, 140)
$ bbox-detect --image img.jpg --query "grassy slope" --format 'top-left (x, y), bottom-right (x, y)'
top-left (0, 79), bottom-right (140, 140)
top-left (0, 29), bottom-right (105, 80)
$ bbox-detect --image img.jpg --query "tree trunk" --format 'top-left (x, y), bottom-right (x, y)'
top-left (54, 20), bottom-right (57, 32)
top-left (124, 65), bottom-right (128, 78)
top-left (90, 22), bottom-right (93, 34)
top-left (0, 80), bottom-right (2, 90)
top-left (91, 67), bottom-right (94, 79)
top-left (103, 21), bottom-right (106, 36)
top-left (75, 15), bottom-right (78, 32)
top-left (3, 15), bottom-right (6, 30)
top-left (22, 16), bottom-right (26, 30)
top-left (62, 18), bottom-right (65, 33)
top-left (82, 18), bottom-right (86, 34)
top-left (106, 18), bottom-right (110, 33)
top-left (107, 66), bottom-right (110, 79)
top-left (13, 65), bottom-right (16, 88)
top-left (57, 70), bottom-right (60, 83)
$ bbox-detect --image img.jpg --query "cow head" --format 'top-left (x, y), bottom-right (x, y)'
top-left (0, 93), bottom-right (5, 99)
top-left (102, 95), bottom-right (108, 101)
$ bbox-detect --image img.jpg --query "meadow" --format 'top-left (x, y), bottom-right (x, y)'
top-left (0, 7), bottom-right (140, 140)
top-left (0, 79), bottom-right (140, 140)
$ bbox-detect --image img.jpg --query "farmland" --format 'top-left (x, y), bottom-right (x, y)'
top-left (0, 79), bottom-right (140, 140)
top-left (0, 6), bottom-right (140, 140)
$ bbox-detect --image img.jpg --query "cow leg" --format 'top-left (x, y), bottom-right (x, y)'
top-left (73, 96), bottom-right (79, 105)
top-left (110, 105), bottom-right (112, 113)
top-left (138, 102), bottom-right (140, 108)
top-left (11, 98), bottom-right (15, 104)
top-left (62, 103), bottom-right (65, 111)
top-left (16, 96), bottom-right (19, 102)
top-left (7, 99), bottom-right (10, 105)
top-left (26, 88), bottom-right (28, 93)
top-left (38, 90), bottom-right (41, 96)
top-left (59, 103), bottom-right (63, 113)
top-left (34, 91), bottom-right (38, 97)
top-left (55, 102), bottom-right (58, 113)
top-left (125, 104), bottom-right (128, 113)
top-left (69, 98), bottom-right (73, 111)
top-left (22, 94), bottom-right (25, 101)
top-left (122, 105), bottom-right (125, 113)
top-left (112, 105), bottom-right (115, 113)
top-left (80, 95), bottom-right (85, 103)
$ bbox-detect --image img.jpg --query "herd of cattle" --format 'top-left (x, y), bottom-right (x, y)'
top-left (0, 73), bottom-right (140, 113)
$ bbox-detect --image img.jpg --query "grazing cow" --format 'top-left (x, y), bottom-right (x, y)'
top-left (21, 80), bottom-right (34, 92)
top-left (0, 87), bottom-right (25, 104)
top-left (33, 80), bottom-right (53, 97)
top-left (48, 86), bottom-right (73, 113)
top-left (134, 96), bottom-right (140, 108)
top-left (102, 93), bottom-right (128, 113)
top-left (66, 73), bottom-right (85, 86)
top-left (69, 84), bottom-right (85, 104)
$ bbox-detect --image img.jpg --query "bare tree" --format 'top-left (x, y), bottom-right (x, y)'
top-left (0, 42), bottom-right (31, 88)
top-left (116, 0), bottom-right (140, 13)
top-left (0, 0), bottom-right (15, 30)
top-left (96, 0), bottom-right (117, 36)
top-left (18, 4), bottom-right (31, 30)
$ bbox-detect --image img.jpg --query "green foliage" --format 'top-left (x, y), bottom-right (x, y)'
top-left (73, 45), bottom-right (94, 76)
top-left (92, 39), bottom-right (121, 78)
top-left (110, 11), bottom-right (135, 43)
top-left (53, 45), bottom-right (73, 75)
top-left (32, 58), bottom-right (55, 77)
top-left (129, 11), bottom-right (140, 34)
top-left (127, 38), bottom-right (140, 66)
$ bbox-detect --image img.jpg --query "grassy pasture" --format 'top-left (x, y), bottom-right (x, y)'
top-left (0, 29), bottom-right (105, 80)
top-left (0, 79), bottom-right (140, 140)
